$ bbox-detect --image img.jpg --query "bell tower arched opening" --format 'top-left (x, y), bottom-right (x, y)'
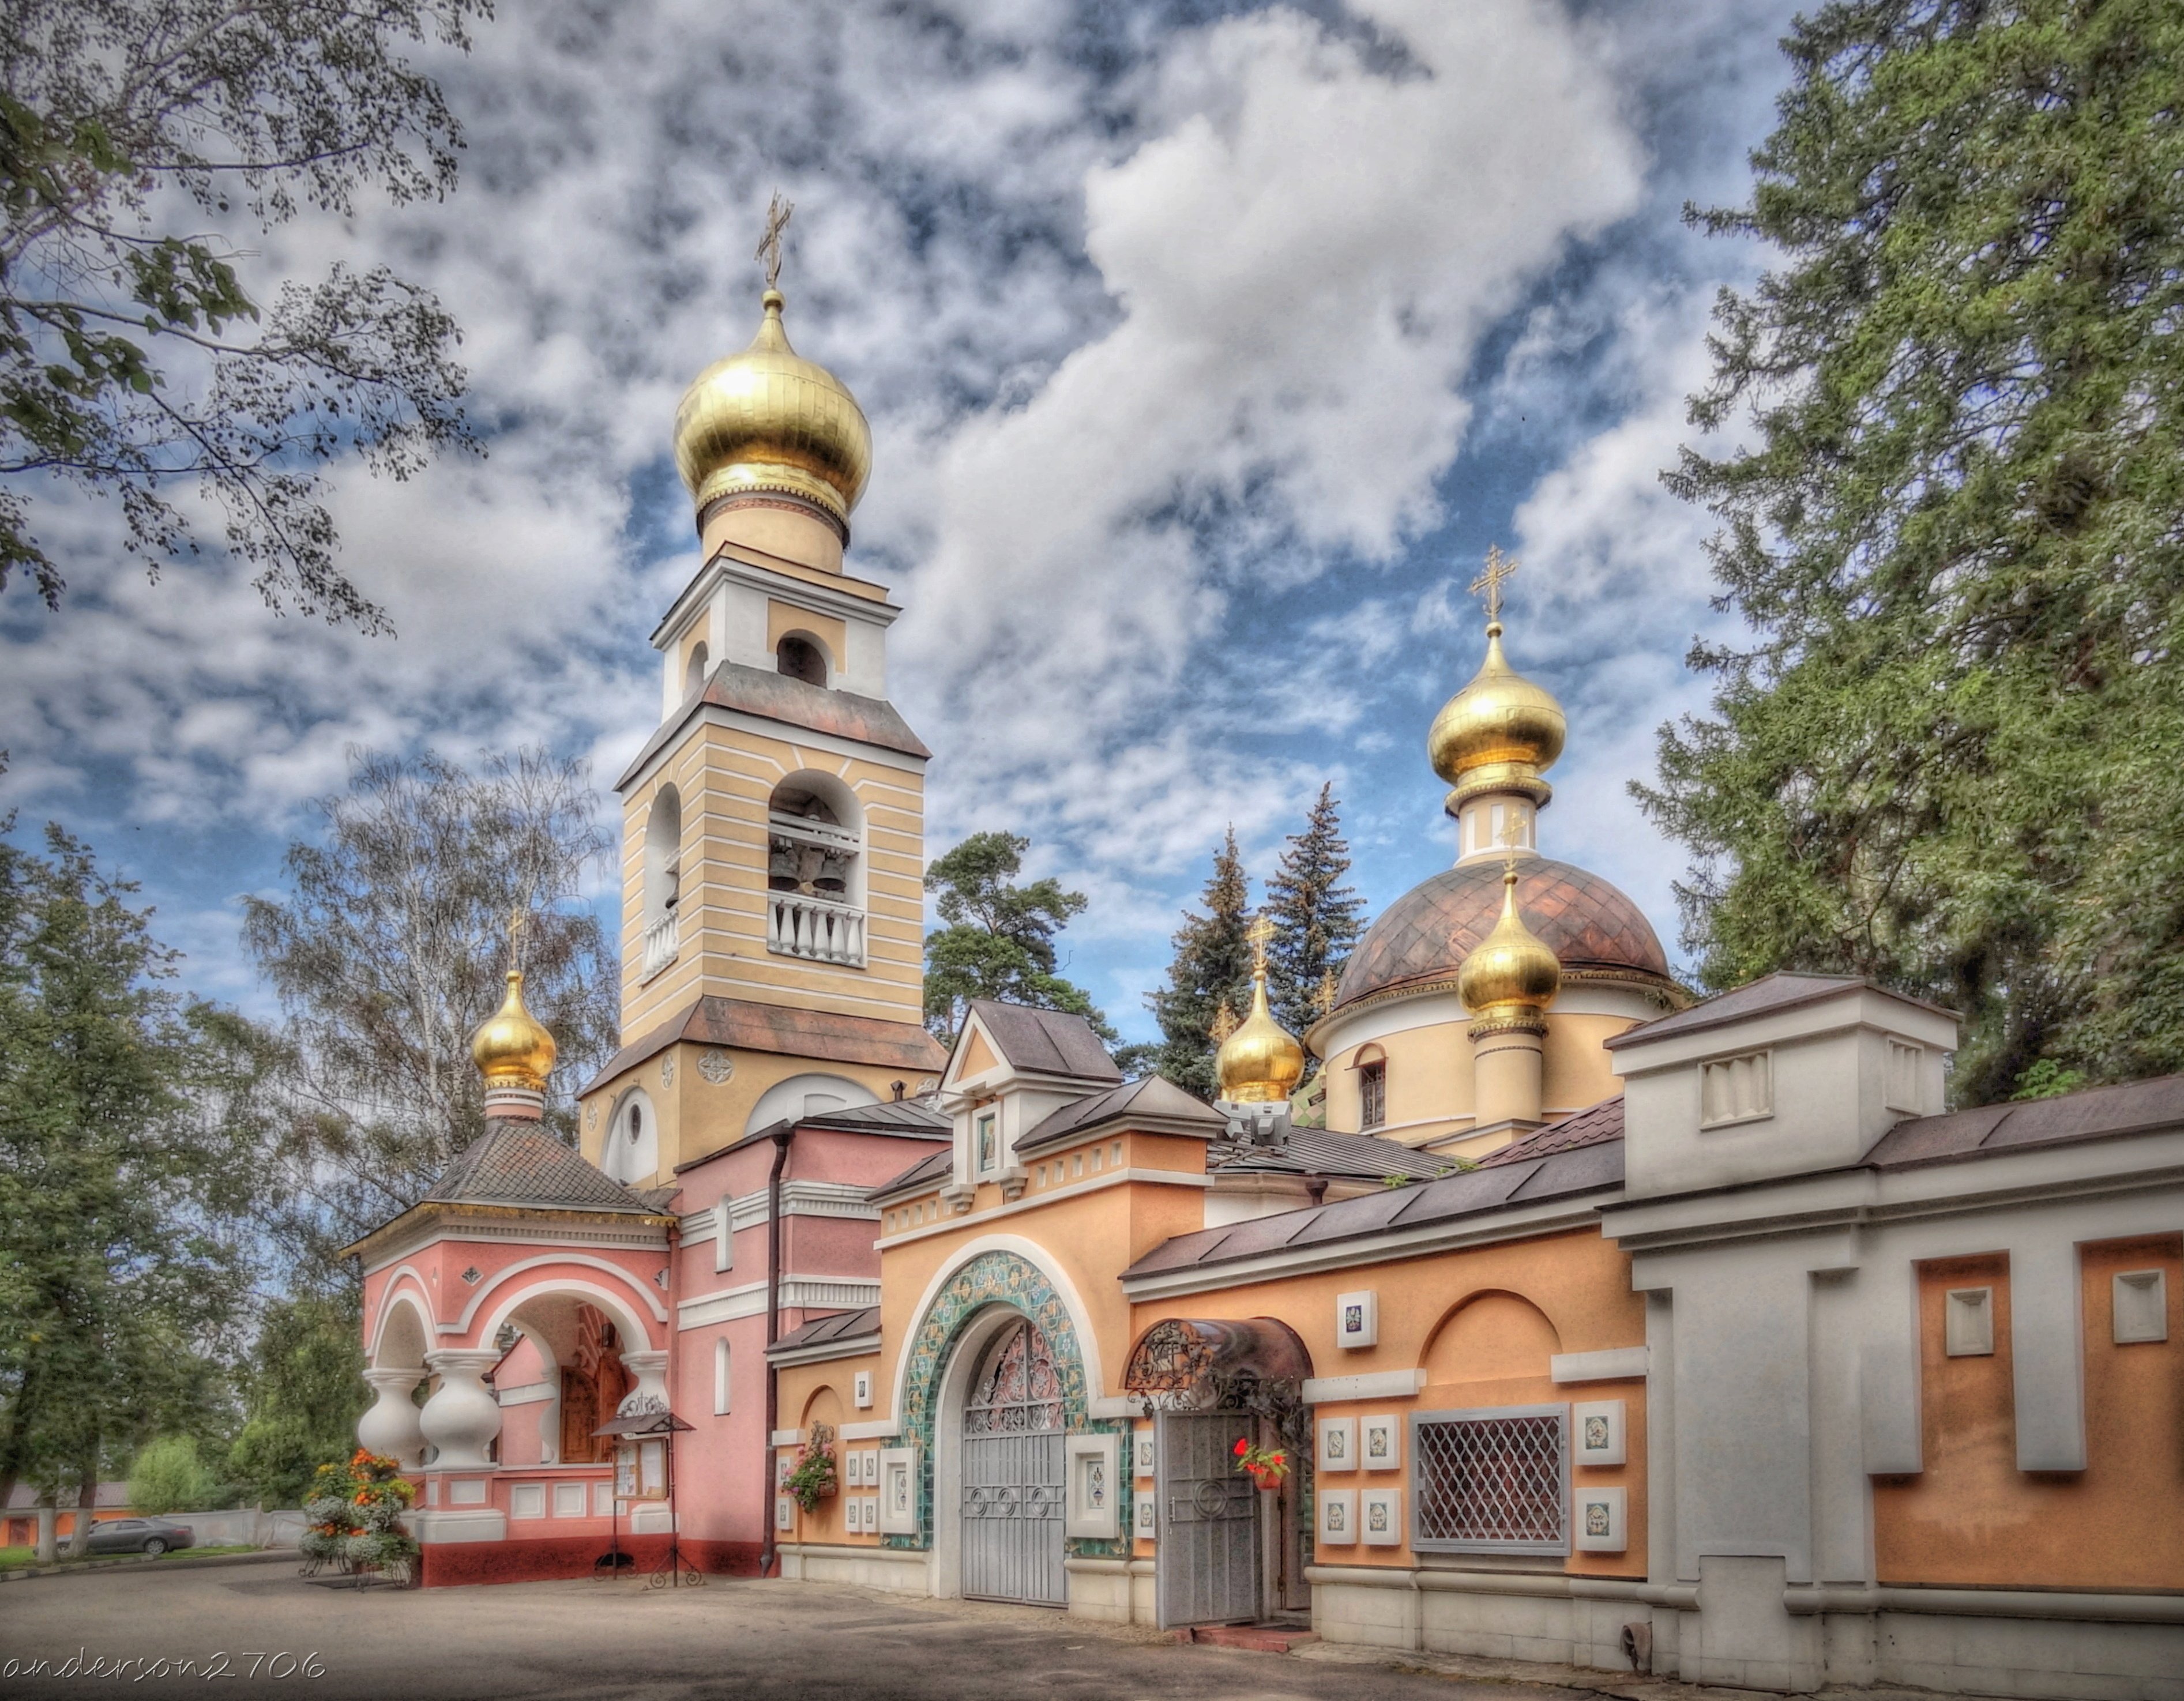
top-left (766, 772), bottom-right (864, 966)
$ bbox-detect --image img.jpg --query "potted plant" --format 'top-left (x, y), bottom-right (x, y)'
top-left (300, 1457), bottom-right (362, 1576)
top-left (341, 1451), bottom-right (419, 1586)
top-left (1232, 1436), bottom-right (1290, 1490)
top-left (784, 1423), bottom-right (838, 1514)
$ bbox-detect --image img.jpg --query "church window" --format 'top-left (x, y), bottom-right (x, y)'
top-left (776, 633), bottom-right (828, 686)
top-left (766, 777), bottom-right (864, 966)
top-left (1111, 1141), bottom-right (1123, 1167)
top-left (1412, 1405), bottom-right (1567, 1555)
top-left (713, 1338), bottom-right (731, 1416)
top-left (1089, 1146), bottom-right (1101, 1172)
top-left (1360, 1058), bottom-right (1387, 1130)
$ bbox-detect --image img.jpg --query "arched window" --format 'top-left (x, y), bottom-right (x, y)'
top-left (1355, 1043), bottom-right (1388, 1131)
top-left (683, 642), bottom-right (709, 697)
top-left (776, 633), bottom-right (829, 687)
top-left (604, 1087), bottom-right (658, 1184)
top-left (641, 784), bottom-right (682, 978)
top-left (765, 774), bottom-right (865, 966)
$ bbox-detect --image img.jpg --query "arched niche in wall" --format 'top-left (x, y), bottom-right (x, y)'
top-left (683, 642), bottom-right (710, 697)
top-left (776, 631), bottom-right (830, 687)
top-left (743, 1071), bottom-right (878, 1136)
top-left (603, 1085), bottom-right (659, 1184)
top-left (1420, 1289), bottom-right (1563, 1390)
top-left (643, 783), bottom-right (683, 928)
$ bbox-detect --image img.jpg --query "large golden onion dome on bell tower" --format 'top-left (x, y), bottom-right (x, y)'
top-left (672, 286), bottom-right (873, 537)
top-left (471, 969), bottom-right (558, 1094)
top-left (1427, 547), bottom-right (1566, 812)
top-left (1217, 919), bottom-right (1308, 1104)
top-left (1457, 868), bottom-right (1562, 1028)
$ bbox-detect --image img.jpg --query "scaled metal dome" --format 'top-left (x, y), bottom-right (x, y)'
top-left (1333, 857), bottom-right (1673, 1012)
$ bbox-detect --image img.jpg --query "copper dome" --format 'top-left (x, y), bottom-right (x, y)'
top-left (1333, 857), bottom-right (1673, 1010)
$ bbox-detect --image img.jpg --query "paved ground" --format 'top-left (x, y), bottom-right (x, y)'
top-left (0, 1557), bottom-right (1966, 1701)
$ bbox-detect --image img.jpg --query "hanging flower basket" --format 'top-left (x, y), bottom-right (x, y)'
top-left (785, 1423), bottom-right (839, 1513)
top-left (1233, 1437), bottom-right (1290, 1489)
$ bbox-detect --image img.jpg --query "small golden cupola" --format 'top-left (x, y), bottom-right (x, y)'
top-left (471, 968), bottom-right (558, 1121)
top-left (671, 195), bottom-right (871, 547)
top-left (1427, 547), bottom-right (1566, 859)
top-left (1217, 918), bottom-right (1308, 1105)
top-left (1458, 868), bottom-right (1562, 1029)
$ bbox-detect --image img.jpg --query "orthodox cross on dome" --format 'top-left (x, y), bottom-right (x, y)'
top-left (507, 906), bottom-right (531, 972)
top-left (1210, 1003), bottom-right (1240, 1043)
top-left (1469, 544), bottom-right (1519, 627)
top-left (1246, 914), bottom-right (1277, 978)
top-left (755, 191), bottom-right (794, 292)
top-left (1498, 812), bottom-right (1527, 874)
top-left (1314, 967), bottom-right (1340, 1017)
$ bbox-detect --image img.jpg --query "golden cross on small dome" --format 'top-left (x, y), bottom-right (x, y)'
top-left (1245, 914), bottom-right (1277, 975)
top-left (508, 906), bottom-right (528, 971)
top-left (755, 190), bottom-right (794, 292)
top-left (1313, 968), bottom-right (1339, 1017)
top-left (1210, 1003), bottom-right (1241, 1043)
top-left (1469, 544), bottom-right (1519, 626)
top-left (1497, 813), bottom-right (1527, 874)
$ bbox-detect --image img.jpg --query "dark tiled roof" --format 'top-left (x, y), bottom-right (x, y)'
top-left (424, 1121), bottom-right (660, 1214)
top-left (1863, 1074), bottom-right (2184, 1170)
top-left (871, 1146), bottom-right (953, 1201)
top-left (617, 659), bottom-right (930, 788)
top-left (1603, 971), bottom-right (1954, 1051)
top-left (1479, 1097), bottom-right (1626, 1166)
top-left (1334, 856), bottom-right (1673, 1011)
top-left (1124, 1138), bottom-right (1625, 1279)
top-left (963, 1001), bottom-right (1121, 1083)
top-left (710, 1094), bottom-right (951, 1160)
top-left (1019, 1076), bottom-right (1223, 1152)
top-left (584, 994), bottom-right (947, 1095)
top-left (1209, 1127), bottom-right (1462, 1183)
top-left (769, 1306), bottom-right (881, 1355)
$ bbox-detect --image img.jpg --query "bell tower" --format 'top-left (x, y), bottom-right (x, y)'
top-left (583, 206), bottom-right (947, 1184)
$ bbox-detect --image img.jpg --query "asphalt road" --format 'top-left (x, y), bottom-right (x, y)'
top-left (0, 1559), bottom-right (1591, 1701)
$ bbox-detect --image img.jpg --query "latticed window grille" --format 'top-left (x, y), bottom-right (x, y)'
top-left (1412, 1406), bottom-right (1567, 1553)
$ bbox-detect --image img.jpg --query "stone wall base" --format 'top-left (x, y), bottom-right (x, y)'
top-left (776, 1542), bottom-right (931, 1594)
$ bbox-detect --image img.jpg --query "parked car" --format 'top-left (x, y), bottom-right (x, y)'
top-left (84, 1518), bottom-right (196, 1557)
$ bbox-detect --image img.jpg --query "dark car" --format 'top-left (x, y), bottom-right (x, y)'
top-left (84, 1517), bottom-right (196, 1556)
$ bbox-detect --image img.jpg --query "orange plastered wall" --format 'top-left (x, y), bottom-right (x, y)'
top-left (1131, 1226), bottom-right (1645, 1577)
top-left (773, 1376), bottom-right (859, 1548)
top-left (1873, 1236), bottom-right (2184, 1589)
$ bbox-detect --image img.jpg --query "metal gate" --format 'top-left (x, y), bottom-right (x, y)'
top-left (1156, 1409), bottom-right (1260, 1628)
top-left (959, 1319), bottom-right (1066, 1605)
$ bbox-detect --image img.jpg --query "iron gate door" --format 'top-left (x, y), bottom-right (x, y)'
top-left (1156, 1409), bottom-right (1260, 1628)
top-left (960, 1319), bottom-right (1066, 1605)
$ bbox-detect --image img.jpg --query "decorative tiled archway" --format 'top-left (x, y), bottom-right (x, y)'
top-left (884, 1249), bottom-right (1125, 1556)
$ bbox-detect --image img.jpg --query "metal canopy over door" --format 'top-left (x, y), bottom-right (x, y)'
top-left (1156, 1409), bottom-right (1260, 1628)
top-left (959, 1319), bottom-right (1066, 1606)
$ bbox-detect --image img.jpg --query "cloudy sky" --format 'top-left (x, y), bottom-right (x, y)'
top-left (0, 0), bottom-right (1798, 1045)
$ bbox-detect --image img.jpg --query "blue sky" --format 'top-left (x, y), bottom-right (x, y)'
top-left (0, 0), bottom-right (1800, 1047)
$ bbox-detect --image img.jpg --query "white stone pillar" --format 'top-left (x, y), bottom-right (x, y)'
top-left (356, 1368), bottom-right (427, 1467)
top-left (419, 1349), bottom-right (504, 1470)
top-left (618, 1348), bottom-right (671, 1416)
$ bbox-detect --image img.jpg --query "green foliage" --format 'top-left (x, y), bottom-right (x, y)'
top-left (784, 1427), bottom-right (837, 1514)
top-left (1262, 784), bottom-right (1366, 1036)
top-left (0, 821), bottom-right (255, 1540)
top-left (1644, 0), bottom-right (2184, 1103)
top-left (127, 1435), bottom-right (215, 1515)
top-left (226, 1297), bottom-right (366, 1509)
top-left (0, 0), bottom-right (487, 626)
top-left (1145, 829), bottom-right (1253, 1100)
top-left (240, 749), bottom-right (616, 1283)
top-left (921, 832), bottom-right (1112, 1041)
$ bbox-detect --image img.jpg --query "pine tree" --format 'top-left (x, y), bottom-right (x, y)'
top-left (922, 833), bottom-right (1112, 1041)
top-left (1643, 0), bottom-right (2184, 1104)
top-left (1264, 783), bottom-right (1366, 1036)
top-left (1146, 829), bottom-right (1254, 1099)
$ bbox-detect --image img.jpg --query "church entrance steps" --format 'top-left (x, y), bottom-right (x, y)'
top-left (1175, 1623), bottom-right (1321, 1653)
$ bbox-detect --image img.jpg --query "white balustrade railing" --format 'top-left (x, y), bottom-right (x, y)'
top-left (641, 910), bottom-right (679, 980)
top-left (768, 891), bottom-right (865, 966)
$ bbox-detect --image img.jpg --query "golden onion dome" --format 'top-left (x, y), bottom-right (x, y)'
top-left (1217, 972), bottom-right (1308, 1105)
top-left (471, 970), bottom-right (558, 1093)
top-left (672, 288), bottom-right (872, 534)
top-left (1457, 867), bottom-right (1563, 1023)
top-left (1427, 620), bottom-right (1566, 810)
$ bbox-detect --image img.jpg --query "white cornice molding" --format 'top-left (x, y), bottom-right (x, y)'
top-left (620, 702), bottom-right (927, 797)
top-left (726, 1180), bottom-right (881, 1234)
top-left (1119, 1197), bottom-right (1611, 1302)
top-left (874, 1168), bottom-right (1213, 1250)
top-left (767, 1331), bottom-right (881, 1369)
top-left (675, 1275), bottom-right (880, 1331)
top-left (359, 1217), bottom-right (669, 1277)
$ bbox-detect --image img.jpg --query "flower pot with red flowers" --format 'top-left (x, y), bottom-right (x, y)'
top-left (1232, 1437), bottom-right (1289, 1490)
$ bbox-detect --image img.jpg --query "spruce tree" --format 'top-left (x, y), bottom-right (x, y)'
top-left (1146, 829), bottom-right (1254, 1099)
top-left (1264, 783), bottom-right (1366, 1036)
top-left (1644, 0), bottom-right (2184, 1104)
